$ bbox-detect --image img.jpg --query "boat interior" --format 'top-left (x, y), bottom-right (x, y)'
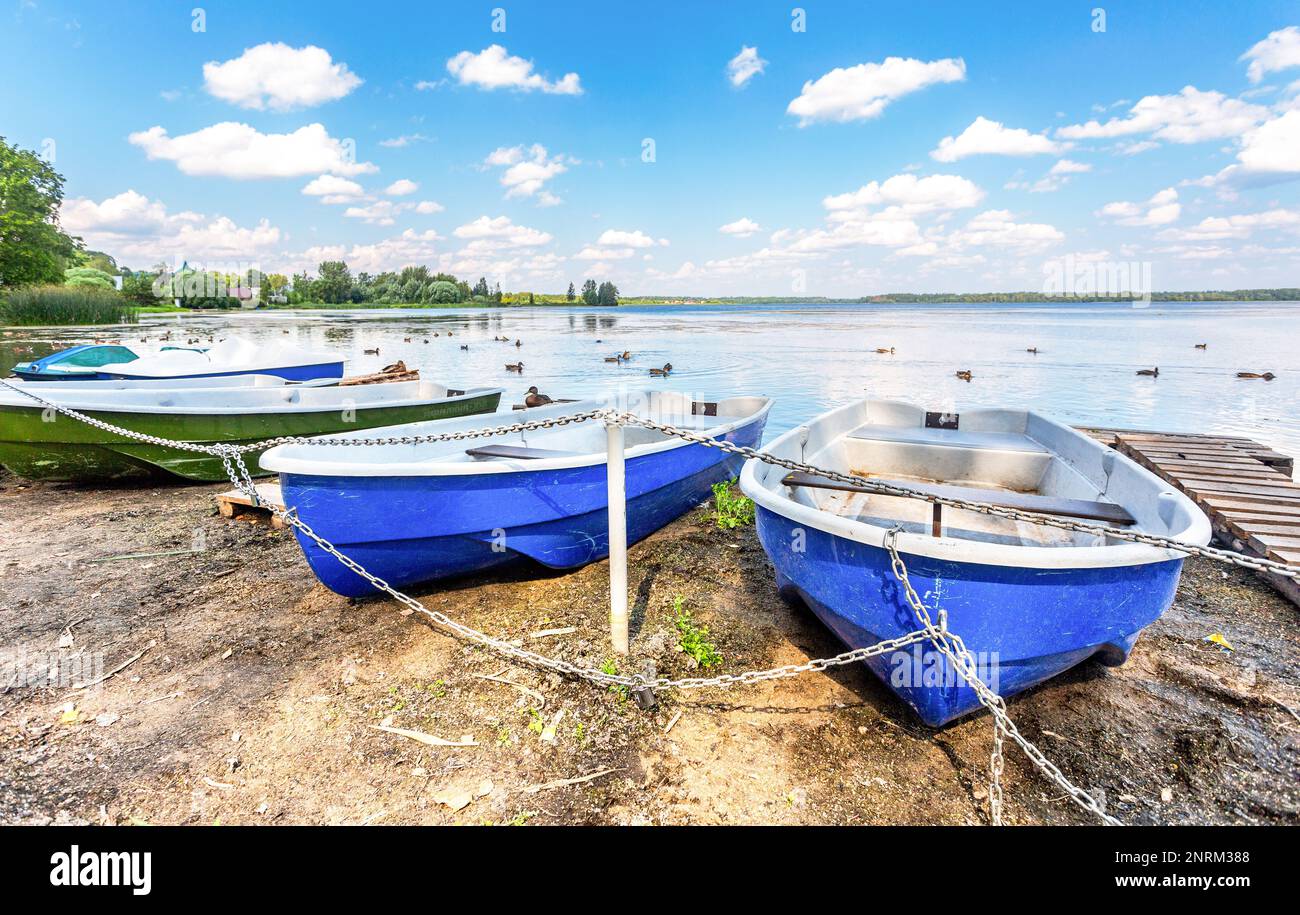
top-left (772, 401), bottom-right (1190, 549)
top-left (269, 392), bottom-right (770, 470)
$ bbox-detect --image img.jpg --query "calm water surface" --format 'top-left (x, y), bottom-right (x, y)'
top-left (4, 301), bottom-right (1298, 468)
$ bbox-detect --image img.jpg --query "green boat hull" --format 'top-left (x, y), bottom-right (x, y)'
top-left (0, 391), bottom-right (502, 482)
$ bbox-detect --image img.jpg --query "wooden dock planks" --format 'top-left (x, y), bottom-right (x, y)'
top-left (216, 481), bottom-right (287, 529)
top-left (1080, 426), bottom-right (1300, 606)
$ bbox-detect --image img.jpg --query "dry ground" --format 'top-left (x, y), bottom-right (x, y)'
top-left (1, 472), bottom-right (1297, 826)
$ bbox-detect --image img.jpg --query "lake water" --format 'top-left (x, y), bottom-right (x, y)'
top-left (4, 300), bottom-right (1298, 470)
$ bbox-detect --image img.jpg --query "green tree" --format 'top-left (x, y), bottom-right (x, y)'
top-left (315, 260), bottom-right (354, 303)
top-left (0, 136), bottom-right (83, 286)
top-left (64, 265), bottom-right (116, 289)
top-left (566, 282), bottom-right (576, 302)
top-left (428, 279), bottom-right (459, 303)
top-left (581, 279), bottom-right (598, 305)
top-left (472, 276), bottom-right (490, 299)
top-left (597, 280), bottom-right (620, 306)
top-left (121, 271), bottom-right (161, 307)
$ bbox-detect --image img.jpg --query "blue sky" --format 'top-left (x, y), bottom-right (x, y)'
top-left (4, 0), bottom-right (1300, 295)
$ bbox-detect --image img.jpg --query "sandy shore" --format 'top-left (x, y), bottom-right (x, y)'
top-left (1, 472), bottom-right (1297, 826)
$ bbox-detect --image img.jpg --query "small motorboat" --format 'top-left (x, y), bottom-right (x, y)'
top-left (0, 381), bottom-right (502, 482)
top-left (739, 400), bottom-right (1210, 726)
top-left (99, 336), bottom-right (344, 382)
top-left (11, 342), bottom-right (206, 381)
top-left (261, 390), bottom-right (772, 597)
top-left (2, 373), bottom-right (334, 394)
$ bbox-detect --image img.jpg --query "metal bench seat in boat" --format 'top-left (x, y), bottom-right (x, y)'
top-left (845, 424), bottom-right (1049, 454)
top-left (781, 471), bottom-right (1136, 526)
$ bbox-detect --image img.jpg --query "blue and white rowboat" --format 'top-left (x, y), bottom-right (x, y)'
top-left (262, 391), bottom-right (772, 597)
top-left (100, 336), bottom-right (343, 382)
top-left (739, 400), bottom-right (1211, 727)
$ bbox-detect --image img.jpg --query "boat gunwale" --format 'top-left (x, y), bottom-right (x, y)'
top-left (739, 399), bottom-right (1213, 571)
top-left (261, 394), bottom-right (774, 478)
top-left (0, 384), bottom-right (505, 416)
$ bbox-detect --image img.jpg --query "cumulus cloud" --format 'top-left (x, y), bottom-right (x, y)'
top-left (384, 179), bottom-right (419, 196)
top-left (453, 215), bottom-right (553, 249)
top-left (60, 190), bottom-right (281, 264)
top-left (1241, 26), bottom-right (1300, 83)
top-left (727, 46), bottom-right (767, 87)
top-left (482, 144), bottom-right (573, 204)
top-left (202, 43), bottom-right (361, 110)
top-left (786, 56), bottom-right (965, 126)
top-left (822, 173), bottom-right (984, 217)
top-left (944, 210), bottom-right (1064, 252)
top-left (931, 116), bottom-right (1066, 162)
top-left (1056, 87), bottom-right (1267, 145)
top-left (301, 174), bottom-right (366, 204)
top-left (288, 229), bottom-right (443, 275)
top-left (1160, 208), bottom-right (1300, 241)
top-left (596, 229), bottom-right (666, 248)
top-left (446, 45), bottom-right (581, 95)
top-left (129, 122), bottom-right (377, 179)
top-left (1097, 188), bottom-right (1181, 226)
top-left (719, 217), bottom-right (761, 237)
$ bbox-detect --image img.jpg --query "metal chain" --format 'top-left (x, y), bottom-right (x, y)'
top-left (883, 528), bottom-right (1120, 826)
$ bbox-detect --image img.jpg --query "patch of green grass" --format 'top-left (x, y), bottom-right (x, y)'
top-left (525, 706), bottom-right (544, 734)
top-left (672, 595), bottom-right (722, 669)
top-left (502, 810), bottom-right (537, 826)
top-left (600, 659), bottom-right (629, 703)
top-left (711, 478), bottom-right (755, 530)
top-left (573, 721), bottom-right (586, 743)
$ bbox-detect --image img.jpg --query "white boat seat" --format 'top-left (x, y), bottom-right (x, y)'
top-left (781, 472), bottom-right (1136, 525)
top-left (846, 424), bottom-right (1049, 454)
top-left (465, 444), bottom-right (585, 460)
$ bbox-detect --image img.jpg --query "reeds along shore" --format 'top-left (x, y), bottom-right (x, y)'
top-left (0, 286), bottom-right (139, 326)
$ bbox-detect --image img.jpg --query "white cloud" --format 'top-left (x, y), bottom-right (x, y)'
top-left (129, 122), bottom-right (377, 179)
top-left (596, 229), bottom-right (666, 248)
top-left (1241, 26), bottom-right (1300, 83)
top-left (301, 174), bottom-right (366, 204)
top-left (931, 116), bottom-right (1066, 161)
top-left (1236, 109), bottom-right (1300, 174)
top-left (452, 215), bottom-right (553, 248)
top-left (786, 56), bottom-right (965, 126)
top-left (290, 229), bottom-right (442, 275)
top-left (482, 144), bottom-right (572, 203)
top-left (414, 201), bottom-right (444, 214)
top-left (1057, 87), bottom-right (1267, 144)
top-left (378, 133), bottom-right (431, 148)
top-left (60, 190), bottom-right (281, 264)
top-left (1097, 187), bottom-right (1181, 226)
top-left (446, 45), bottom-right (581, 95)
top-left (1007, 158), bottom-right (1093, 193)
top-left (727, 46), bottom-right (767, 88)
top-left (1161, 208), bottom-right (1300, 240)
top-left (944, 209), bottom-right (1064, 252)
top-left (343, 198), bottom-right (444, 225)
top-left (384, 179), bottom-right (419, 196)
top-left (202, 43), bottom-right (361, 111)
top-left (719, 217), bottom-right (761, 237)
top-left (823, 173), bottom-right (984, 216)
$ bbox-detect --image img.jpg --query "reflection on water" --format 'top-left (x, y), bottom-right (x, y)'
top-left (3, 301), bottom-right (1298, 467)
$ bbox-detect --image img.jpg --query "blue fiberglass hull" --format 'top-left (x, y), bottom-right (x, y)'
top-left (103, 360), bottom-right (344, 382)
top-left (281, 413), bottom-right (767, 597)
top-left (754, 506), bottom-right (1185, 726)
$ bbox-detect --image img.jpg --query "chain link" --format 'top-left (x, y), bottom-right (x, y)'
top-left (9, 379), bottom-right (1266, 826)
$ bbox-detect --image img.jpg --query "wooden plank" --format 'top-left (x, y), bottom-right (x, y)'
top-left (1218, 510), bottom-right (1300, 526)
top-left (215, 482), bottom-right (286, 530)
top-left (1139, 451), bottom-right (1266, 466)
top-left (780, 472), bottom-right (1137, 525)
top-left (1175, 478), bottom-right (1300, 499)
top-left (1149, 459), bottom-right (1287, 476)
top-left (1232, 524), bottom-right (1300, 538)
top-left (1165, 471), bottom-right (1294, 487)
top-left (1202, 496), bottom-right (1300, 515)
top-left (1251, 534), bottom-right (1300, 555)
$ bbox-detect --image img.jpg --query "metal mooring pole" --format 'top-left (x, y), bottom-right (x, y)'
top-left (606, 420), bottom-right (630, 655)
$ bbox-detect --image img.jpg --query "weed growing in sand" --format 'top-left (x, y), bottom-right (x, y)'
top-left (711, 478), bottom-right (755, 529)
top-left (525, 706), bottom-right (544, 734)
top-left (673, 595), bottom-right (722, 669)
top-left (600, 659), bottom-right (629, 702)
